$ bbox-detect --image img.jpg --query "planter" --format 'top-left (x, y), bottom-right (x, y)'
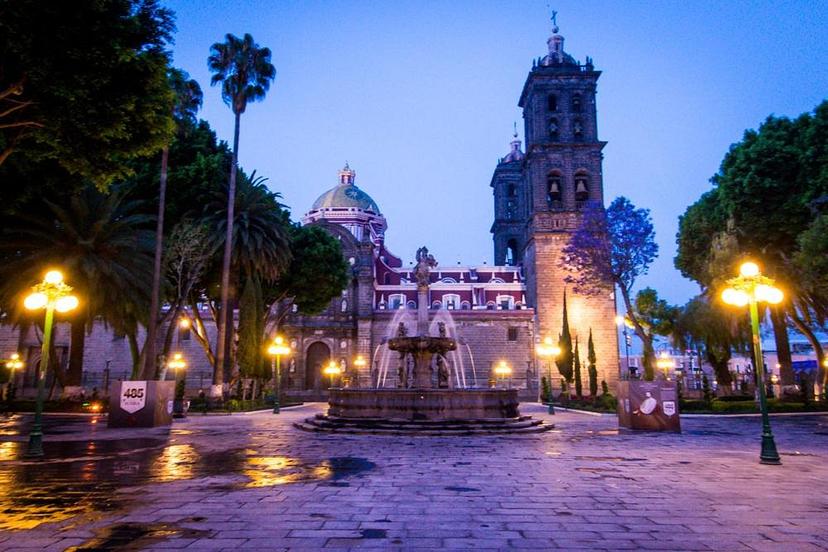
top-left (617, 380), bottom-right (681, 432)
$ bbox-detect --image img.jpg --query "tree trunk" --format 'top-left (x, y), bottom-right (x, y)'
top-left (142, 147), bottom-right (169, 380)
top-left (770, 306), bottom-right (794, 385)
top-left (214, 110), bottom-right (241, 395)
top-left (618, 284), bottom-right (655, 379)
top-left (128, 332), bottom-right (141, 380)
top-left (789, 309), bottom-right (825, 399)
top-left (66, 318), bottom-right (85, 386)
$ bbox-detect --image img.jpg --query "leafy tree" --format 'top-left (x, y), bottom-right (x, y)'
top-left (237, 273), bottom-right (265, 385)
top-left (265, 224), bottom-right (350, 328)
top-left (208, 32), bottom-right (276, 393)
top-left (555, 290), bottom-right (574, 388)
top-left (677, 101), bottom-right (828, 387)
top-left (562, 197), bottom-right (659, 375)
top-left (0, 185), bottom-right (154, 383)
top-left (630, 288), bottom-right (679, 380)
top-left (573, 337), bottom-right (582, 398)
top-left (673, 295), bottom-right (749, 393)
top-left (0, 0), bottom-right (175, 188)
top-left (702, 374), bottom-right (713, 408)
top-left (587, 329), bottom-right (598, 397)
top-left (142, 69), bottom-right (203, 380)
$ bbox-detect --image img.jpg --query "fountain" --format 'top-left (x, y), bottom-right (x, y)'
top-left (296, 247), bottom-right (552, 435)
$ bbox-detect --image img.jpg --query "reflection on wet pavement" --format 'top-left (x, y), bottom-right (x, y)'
top-left (65, 521), bottom-right (211, 551)
top-left (0, 426), bottom-right (376, 531)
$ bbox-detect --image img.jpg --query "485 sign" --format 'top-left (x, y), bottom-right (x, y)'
top-left (120, 381), bottom-right (147, 414)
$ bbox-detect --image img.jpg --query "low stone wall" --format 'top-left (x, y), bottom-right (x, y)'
top-left (328, 388), bottom-right (519, 421)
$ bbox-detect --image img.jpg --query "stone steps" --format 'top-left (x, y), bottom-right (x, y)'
top-left (294, 414), bottom-right (554, 436)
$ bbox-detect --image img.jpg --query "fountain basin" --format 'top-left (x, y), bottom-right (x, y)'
top-left (327, 388), bottom-right (518, 421)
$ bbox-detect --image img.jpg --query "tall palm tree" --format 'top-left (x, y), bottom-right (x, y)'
top-left (207, 33), bottom-right (276, 395)
top-left (202, 172), bottom-right (291, 385)
top-left (142, 68), bottom-right (203, 380)
top-left (0, 185), bottom-right (155, 386)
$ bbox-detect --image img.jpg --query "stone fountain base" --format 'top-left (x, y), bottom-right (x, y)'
top-left (294, 389), bottom-right (554, 435)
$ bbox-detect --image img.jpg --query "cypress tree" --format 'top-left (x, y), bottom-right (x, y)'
top-left (556, 290), bottom-right (574, 385)
top-left (574, 336), bottom-right (583, 398)
top-left (588, 328), bottom-right (598, 397)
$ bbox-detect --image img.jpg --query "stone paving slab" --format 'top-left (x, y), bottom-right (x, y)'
top-left (0, 404), bottom-right (826, 550)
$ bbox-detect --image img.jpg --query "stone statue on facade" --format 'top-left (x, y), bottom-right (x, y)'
top-left (397, 322), bottom-right (408, 337)
top-left (437, 321), bottom-right (447, 338)
top-left (413, 246), bottom-right (437, 290)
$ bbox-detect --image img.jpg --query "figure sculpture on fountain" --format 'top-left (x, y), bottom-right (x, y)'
top-left (413, 246), bottom-right (437, 291)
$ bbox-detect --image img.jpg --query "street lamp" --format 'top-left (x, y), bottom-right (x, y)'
top-left (615, 315), bottom-right (633, 378)
top-left (167, 353), bottom-right (187, 418)
top-left (494, 360), bottom-right (512, 388)
top-left (267, 335), bottom-right (291, 414)
top-left (721, 260), bottom-right (783, 465)
top-left (323, 360), bottom-right (342, 389)
top-left (5, 353), bottom-right (24, 408)
top-left (23, 270), bottom-right (79, 457)
top-left (536, 336), bottom-right (561, 414)
top-left (656, 351), bottom-right (674, 381)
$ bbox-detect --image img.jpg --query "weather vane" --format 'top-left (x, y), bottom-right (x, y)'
top-left (513, 121), bottom-right (518, 138)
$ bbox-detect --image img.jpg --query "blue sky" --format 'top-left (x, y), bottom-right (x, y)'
top-left (164, 0), bottom-right (828, 306)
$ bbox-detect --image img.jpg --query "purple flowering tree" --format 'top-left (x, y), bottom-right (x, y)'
top-left (561, 197), bottom-right (660, 377)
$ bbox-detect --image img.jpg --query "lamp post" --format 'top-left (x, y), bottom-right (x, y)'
top-left (536, 336), bottom-right (561, 414)
top-left (167, 352), bottom-right (187, 418)
top-left (323, 360), bottom-right (342, 389)
top-left (5, 353), bottom-right (24, 409)
top-left (721, 261), bottom-right (783, 465)
top-left (615, 315), bottom-right (633, 378)
top-left (267, 335), bottom-right (291, 414)
top-left (23, 270), bottom-right (79, 457)
top-left (494, 360), bottom-right (512, 388)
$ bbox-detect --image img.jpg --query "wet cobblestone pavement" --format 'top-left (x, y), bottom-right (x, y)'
top-left (1, 405), bottom-right (827, 551)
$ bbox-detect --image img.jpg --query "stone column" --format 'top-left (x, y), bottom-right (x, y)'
top-left (417, 287), bottom-right (429, 337)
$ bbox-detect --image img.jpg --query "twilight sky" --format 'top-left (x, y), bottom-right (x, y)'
top-left (164, 0), bottom-right (828, 306)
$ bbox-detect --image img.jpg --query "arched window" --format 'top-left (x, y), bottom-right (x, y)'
top-left (383, 273), bottom-right (392, 285)
top-left (572, 93), bottom-right (582, 113)
top-left (388, 294), bottom-right (405, 310)
top-left (506, 199), bottom-right (516, 219)
top-left (548, 118), bottom-right (559, 140)
top-left (443, 294), bottom-right (460, 310)
top-left (547, 94), bottom-right (557, 112)
top-left (431, 300), bottom-right (442, 310)
top-left (573, 118), bottom-right (583, 141)
top-left (506, 239), bottom-right (519, 266)
top-left (575, 172), bottom-right (590, 204)
top-left (496, 295), bottom-right (515, 310)
top-left (507, 183), bottom-right (516, 197)
top-left (460, 301), bottom-right (471, 310)
top-left (546, 171), bottom-right (562, 208)
top-left (406, 300), bottom-right (417, 310)
top-left (341, 299), bottom-right (348, 312)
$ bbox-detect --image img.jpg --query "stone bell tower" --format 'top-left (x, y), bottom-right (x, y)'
top-left (512, 18), bottom-right (619, 388)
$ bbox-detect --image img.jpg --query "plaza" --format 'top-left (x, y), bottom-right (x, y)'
top-left (1, 406), bottom-right (827, 551)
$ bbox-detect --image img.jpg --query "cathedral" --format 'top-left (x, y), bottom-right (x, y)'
top-left (0, 23), bottom-right (618, 399)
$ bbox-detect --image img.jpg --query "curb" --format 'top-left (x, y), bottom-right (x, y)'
top-left (681, 411), bottom-right (828, 418)
top-left (548, 406), bottom-right (607, 417)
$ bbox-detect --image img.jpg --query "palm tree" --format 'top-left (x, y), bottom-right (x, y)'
top-left (207, 33), bottom-right (276, 394)
top-left (0, 185), bottom-right (155, 386)
top-left (142, 68), bottom-right (203, 380)
top-left (200, 172), bottom-right (290, 385)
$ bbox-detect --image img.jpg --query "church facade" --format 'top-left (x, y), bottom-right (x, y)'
top-left (1, 23), bottom-right (618, 399)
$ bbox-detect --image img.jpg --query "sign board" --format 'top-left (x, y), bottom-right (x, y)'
top-left (108, 380), bottom-right (174, 428)
top-left (120, 381), bottom-right (147, 414)
top-left (617, 380), bottom-right (681, 432)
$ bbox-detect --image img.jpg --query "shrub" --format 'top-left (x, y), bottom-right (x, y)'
top-left (540, 376), bottom-right (551, 403)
